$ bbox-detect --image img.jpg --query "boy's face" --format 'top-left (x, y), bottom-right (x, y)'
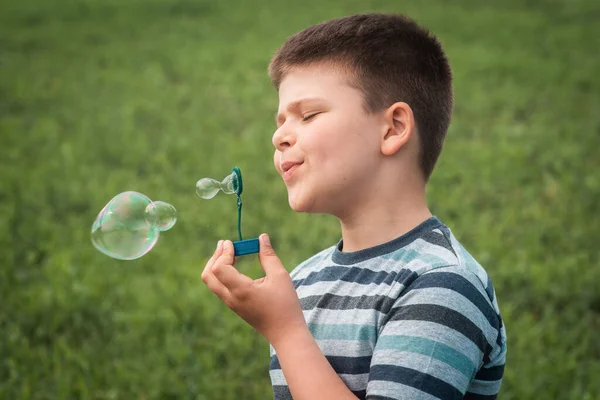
top-left (273, 64), bottom-right (385, 216)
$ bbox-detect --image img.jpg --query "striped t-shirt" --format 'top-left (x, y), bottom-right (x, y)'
top-left (269, 216), bottom-right (507, 399)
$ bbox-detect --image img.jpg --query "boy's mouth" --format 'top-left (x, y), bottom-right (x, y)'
top-left (281, 161), bottom-right (303, 182)
top-left (281, 161), bottom-right (303, 173)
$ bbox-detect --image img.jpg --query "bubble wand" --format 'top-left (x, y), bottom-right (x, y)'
top-left (196, 167), bottom-right (260, 256)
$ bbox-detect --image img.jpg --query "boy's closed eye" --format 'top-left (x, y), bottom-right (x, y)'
top-left (302, 112), bottom-right (320, 122)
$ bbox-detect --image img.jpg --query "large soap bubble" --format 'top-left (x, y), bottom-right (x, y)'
top-left (91, 191), bottom-right (176, 260)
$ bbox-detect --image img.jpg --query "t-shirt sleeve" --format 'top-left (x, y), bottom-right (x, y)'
top-left (366, 265), bottom-right (499, 400)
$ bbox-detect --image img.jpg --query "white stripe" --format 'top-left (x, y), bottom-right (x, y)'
top-left (412, 237), bottom-right (459, 264)
top-left (447, 231), bottom-right (466, 265)
top-left (385, 282), bottom-right (410, 299)
top-left (475, 266), bottom-right (490, 294)
top-left (269, 368), bottom-right (287, 385)
top-left (405, 260), bottom-right (441, 275)
top-left (297, 279), bottom-right (393, 298)
top-left (460, 247), bottom-right (489, 289)
top-left (303, 307), bottom-right (384, 326)
top-left (316, 339), bottom-right (375, 357)
top-left (290, 247), bottom-right (335, 279)
top-left (487, 342), bottom-right (507, 367)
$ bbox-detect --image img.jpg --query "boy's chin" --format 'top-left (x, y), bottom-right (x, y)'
top-left (288, 193), bottom-right (331, 214)
top-left (288, 193), bottom-right (317, 214)
top-left (288, 198), bottom-right (309, 213)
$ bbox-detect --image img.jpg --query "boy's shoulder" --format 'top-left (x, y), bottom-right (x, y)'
top-left (289, 217), bottom-right (495, 302)
top-left (384, 221), bottom-right (497, 305)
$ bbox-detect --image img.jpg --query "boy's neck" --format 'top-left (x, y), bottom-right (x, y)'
top-left (337, 182), bottom-right (432, 253)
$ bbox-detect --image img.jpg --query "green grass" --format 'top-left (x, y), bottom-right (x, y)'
top-left (1, 0), bottom-right (599, 398)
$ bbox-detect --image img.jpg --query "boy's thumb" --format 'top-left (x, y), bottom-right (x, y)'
top-left (258, 234), bottom-right (283, 275)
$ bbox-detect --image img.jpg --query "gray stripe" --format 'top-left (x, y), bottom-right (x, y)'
top-left (339, 373), bottom-right (369, 391)
top-left (303, 307), bottom-right (384, 326)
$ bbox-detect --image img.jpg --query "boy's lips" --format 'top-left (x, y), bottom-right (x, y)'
top-left (281, 161), bottom-right (303, 182)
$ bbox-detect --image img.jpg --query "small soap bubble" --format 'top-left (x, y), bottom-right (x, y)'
top-left (145, 201), bottom-right (177, 231)
top-left (196, 178), bottom-right (223, 199)
top-left (91, 191), bottom-right (177, 260)
top-left (196, 171), bottom-right (237, 199)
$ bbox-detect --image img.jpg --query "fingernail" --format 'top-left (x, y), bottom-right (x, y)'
top-left (262, 234), bottom-right (270, 246)
top-left (217, 240), bottom-right (223, 249)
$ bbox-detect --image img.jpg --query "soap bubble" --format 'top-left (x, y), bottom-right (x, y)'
top-left (195, 167), bottom-right (259, 256)
top-left (196, 170), bottom-right (239, 199)
top-left (91, 191), bottom-right (177, 260)
top-left (145, 201), bottom-right (177, 231)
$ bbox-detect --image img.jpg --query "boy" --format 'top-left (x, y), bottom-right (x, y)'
top-left (201, 13), bottom-right (507, 400)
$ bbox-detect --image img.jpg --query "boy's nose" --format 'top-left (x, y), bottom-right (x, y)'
top-left (272, 125), bottom-right (297, 151)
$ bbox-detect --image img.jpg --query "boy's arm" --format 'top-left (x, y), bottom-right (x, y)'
top-left (201, 236), bottom-right (357, 400)
top-left (272, 326), bottom-right (358, 400)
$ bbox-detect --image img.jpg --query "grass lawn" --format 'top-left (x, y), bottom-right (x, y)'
top-left (1, 0), bottom-right (599, 398)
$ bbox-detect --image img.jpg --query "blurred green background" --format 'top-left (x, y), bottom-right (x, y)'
top-left (1, 0), bottom-right (599, 399)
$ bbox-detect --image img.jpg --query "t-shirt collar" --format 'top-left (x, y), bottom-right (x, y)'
top-left (331, 216), bottom-right (443, 265)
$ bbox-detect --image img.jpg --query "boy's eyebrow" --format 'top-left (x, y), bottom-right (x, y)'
top-left (275, 97), bottom-right (326, 125)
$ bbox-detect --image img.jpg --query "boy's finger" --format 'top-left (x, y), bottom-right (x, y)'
top-left (202, 267), bottom-right (235, 306)
top-left (208, 240), bottom-right (224, 265)
top-left (258, 234), bottom-right (285, 276)
top-left (216, 240), bottom-right (236, 267)
top-left (202, 240), bottom-right (223, 280)
top-left (212, 262), bottom-right (253, 291)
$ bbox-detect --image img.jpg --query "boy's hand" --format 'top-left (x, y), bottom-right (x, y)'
top-left (201, 234), bottom-right (307, 347)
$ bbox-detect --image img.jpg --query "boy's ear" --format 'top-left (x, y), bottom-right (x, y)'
top-left (381, 102), bottom-right (415, 156)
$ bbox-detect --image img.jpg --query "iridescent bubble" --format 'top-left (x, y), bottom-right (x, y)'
top-left (145, 201), bottom-right (177, 231)
top-left (196, 167), bottom-right (259, 256)
top-left (196, 170), bottom-right (240, 199)
top-left (91, 191), bottom-right (177, 260)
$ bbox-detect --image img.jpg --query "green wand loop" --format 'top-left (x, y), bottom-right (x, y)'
top-left (196, 166), bottom-right (259, 256)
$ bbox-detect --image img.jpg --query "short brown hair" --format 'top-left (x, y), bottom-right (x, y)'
top-left (268, 13), bottom-right (453, 181)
